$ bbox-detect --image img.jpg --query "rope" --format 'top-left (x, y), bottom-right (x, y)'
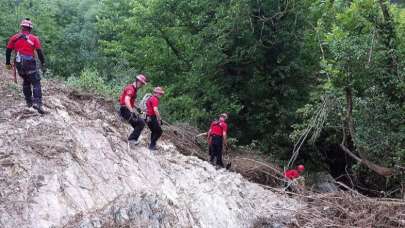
top-left (286, 95), bottom-right (336, 170)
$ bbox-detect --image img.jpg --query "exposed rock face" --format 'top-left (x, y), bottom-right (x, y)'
top-left (309, 172), bottom-right (339, 193)
top-left (0, 74), bottom-right (298, 227)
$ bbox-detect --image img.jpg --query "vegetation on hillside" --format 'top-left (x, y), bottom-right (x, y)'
top-left (1, 0), bottom-right (403, 196)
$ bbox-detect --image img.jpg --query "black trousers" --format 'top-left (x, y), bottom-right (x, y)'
top-left (120, 107), bottom-right (145, 141)
top-left (147, 115), bottom-right (162, 147)
top-left (209, 136), bottom-right (224, 167)
top-left (16, 60), bottom-right (42, 106)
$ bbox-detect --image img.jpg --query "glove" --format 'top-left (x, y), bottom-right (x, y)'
top-left (41, 63), bottom-right (47, 74)
top-left (5, 64), bottom-right (12, 70)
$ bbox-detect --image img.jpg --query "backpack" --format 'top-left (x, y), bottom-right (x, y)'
top-left (19, 33), bottom-right (35, 46)
top-left (139, 93), bottom-right (152, 113)
top-left (13, 33), bottom-right (35, 49)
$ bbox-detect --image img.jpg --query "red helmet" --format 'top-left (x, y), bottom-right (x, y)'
top-left (136, 74), bottom-right (148, 85)
top-left (297, 165), bottom-right (305, 172)
top-left (20, 19), bottom-right (33, 29)
top-left (153, 87), bottom-right (165, 95)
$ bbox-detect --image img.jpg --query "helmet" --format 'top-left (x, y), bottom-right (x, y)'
top-left (20, 18), bottom-right (33, 29)
top-left (136, 74), bottom-right (148, 85)
top-left (297, 165), bottom-right (305, 172)
top-left (219, 113), bottom-right (228, 120)
top-left (153, 87), bottom-right (165, 95)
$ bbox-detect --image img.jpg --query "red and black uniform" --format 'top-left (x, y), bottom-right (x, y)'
top-left (208, 120), bottom-right (228, 167)
top-left (6, 31), bottom-right (45, 106)
top-left (284, 169), bottom-right (300, 180)
top-left (146, 95), bottom-right (162, 149)
top-left (118, 84), bottom-right (145, 141)
top-left (119, 84), bottom-right (138, 108)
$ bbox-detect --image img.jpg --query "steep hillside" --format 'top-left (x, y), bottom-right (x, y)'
top-left (0, 65), bottom-right (299, 228)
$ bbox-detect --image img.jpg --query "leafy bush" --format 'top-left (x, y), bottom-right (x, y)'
top-left (67, 68), bottom-right (120, 97)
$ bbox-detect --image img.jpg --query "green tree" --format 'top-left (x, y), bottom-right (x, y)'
top-left (97, 0), bottom-right (318, 156)
top-left (293, 0), bottom-right (404, 194)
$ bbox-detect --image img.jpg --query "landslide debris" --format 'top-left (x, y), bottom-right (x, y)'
top-left (0, 64), bottom-right (299, 228)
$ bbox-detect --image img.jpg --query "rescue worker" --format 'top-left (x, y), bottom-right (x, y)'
top-left (284, 165), bottom-right (305, 192)
top-left (284, 164), bottom-right (305, 180)
top-left (119, 74), bottom-right (148, 145)
top-left (146, 87), bottom-right (165, 150)
top-left (207, 113), bottom-right (228, 167)
top-left (5, 18), bottom-right (46, 114)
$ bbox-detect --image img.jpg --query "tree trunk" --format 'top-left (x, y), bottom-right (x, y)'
top-left (342, 76), bottom-right (355, 151)
top-left (402, 182), bottom-right (405, 199)
top-left (378, 0), bottom-right (398, 74)
top-left (345, 86), bottom-right (355, 145)
top-left (340, 83), bottom-right (394, 177)
top-left (340, 144), bottom-right (394, 177)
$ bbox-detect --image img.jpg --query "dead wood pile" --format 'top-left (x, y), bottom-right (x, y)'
top-left (291, 191), bottom-right (405, 227)
top-left (163, 123), bottom-right (405, 228)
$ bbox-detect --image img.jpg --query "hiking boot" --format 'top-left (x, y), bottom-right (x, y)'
top-left (148, 144), bottom-right (157, 151)
top-left (128, 139), bottom-right (140, 146)
top-left (32, 104), bottom-right (45, 114)
top-left (26, 101), bottom-right (33, 108)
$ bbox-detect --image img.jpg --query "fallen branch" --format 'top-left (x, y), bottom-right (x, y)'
top-left (334, 181), bottom-right (365, 197)
top-left (339, 144), bottom-right (394, 177)
top-left (195, 132), bottom-right (208, 138)
top-left (292, 190), bottom-right (405, 227)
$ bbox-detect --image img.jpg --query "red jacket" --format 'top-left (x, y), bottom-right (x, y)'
top-left (146, 95), bottom-right (159, 116)
top-left (7, 31), bottom-right (42, 56)
top-left (119, 84), bottom-right (137, 108)
top-left (209, 120), bottom-right (228, 137)
top-left (284, 169), bottom-right (300, 180)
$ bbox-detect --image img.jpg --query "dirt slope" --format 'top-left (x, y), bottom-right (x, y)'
top-left (0, 64), bottom-right (299, 228)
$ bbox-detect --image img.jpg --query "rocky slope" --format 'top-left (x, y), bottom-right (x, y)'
top-left (0, 65), bottom-right (299, 228)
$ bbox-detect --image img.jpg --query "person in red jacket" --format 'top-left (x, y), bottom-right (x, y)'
top-left (5, 18), bottom-right (46, 114)
top-left (284, 165), bottom-right (305, 192)
top-left (207, 113), bottom-right (228, 167)
top-left (119, 74), bottom-right (148, 145)
top-left (146, 87), bottom-right (165, 150)
top-left (284, 164), bottom-right (305, 180)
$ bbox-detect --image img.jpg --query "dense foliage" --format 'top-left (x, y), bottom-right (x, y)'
top-left (1, 0), bottom-right (403, 195)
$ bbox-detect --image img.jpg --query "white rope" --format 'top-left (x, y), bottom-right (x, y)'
top-left (286, 95), bottom-right (336, 170)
